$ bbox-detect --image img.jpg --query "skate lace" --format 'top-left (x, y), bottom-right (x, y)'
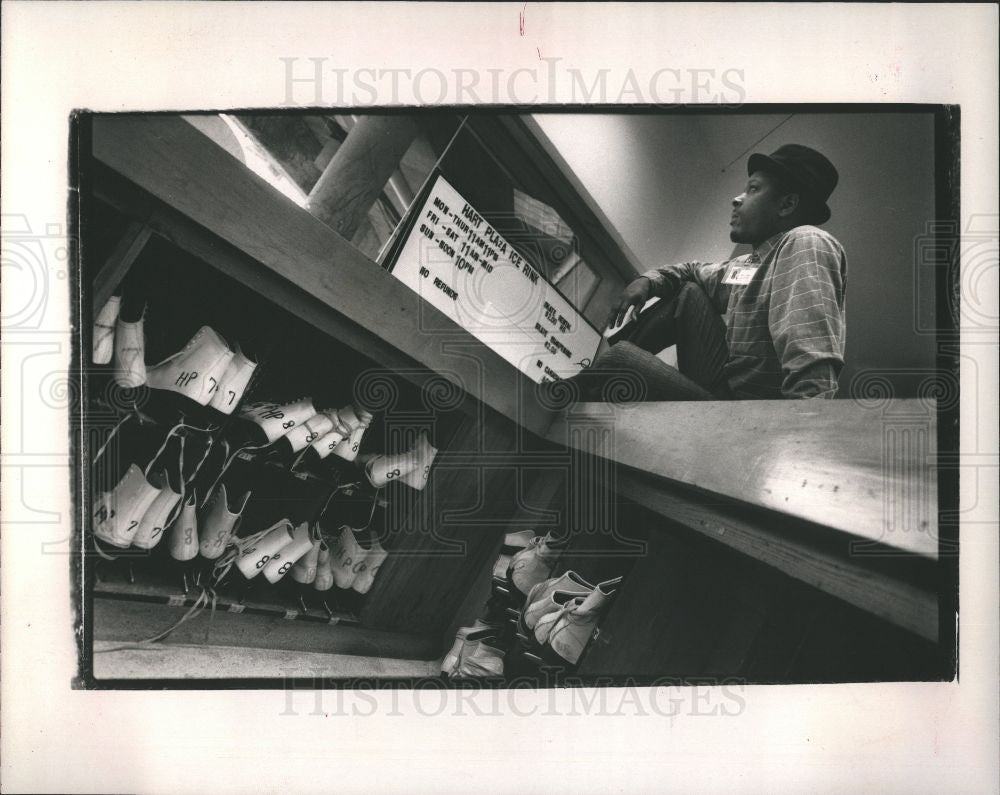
top-left (210, 519), bottom-right (293, 586)
top-left (544, 597), bottom-right (597, 658)
top-left (94, 585), bottom-right (213, 652)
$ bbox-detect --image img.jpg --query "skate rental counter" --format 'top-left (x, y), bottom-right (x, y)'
top-left (82, 112), bottom-right (951, 683)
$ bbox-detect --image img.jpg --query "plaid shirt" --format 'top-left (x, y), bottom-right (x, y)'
top-left (642, 225), bottom-right (847, 399)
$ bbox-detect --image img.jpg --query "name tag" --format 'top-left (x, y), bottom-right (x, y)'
top-left (722, 263), bottom-right (759, 286)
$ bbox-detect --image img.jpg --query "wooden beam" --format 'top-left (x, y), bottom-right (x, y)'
top-left (616, 470), bottom-right (938, 642)
top-left (90, 115), bottom-right (555, 438)
top-left (92, 220), bottom-right (152, 314)
top-left (306, 115), bottom-right (418, 239)
top-left (234, 114), bottom-right (324, 192)
top-left (547, 399), bottom-right (939, 559)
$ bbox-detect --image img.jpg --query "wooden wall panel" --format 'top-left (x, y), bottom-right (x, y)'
top-left (361, 410), bottom-right (519, 635)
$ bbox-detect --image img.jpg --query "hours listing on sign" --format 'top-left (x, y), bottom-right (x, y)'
top-left (418, 199), bottom-right (577, 368)
top-left (417, 196), bottom-right (542, 289)
top-left (391, 174), bottom-right (601, 384)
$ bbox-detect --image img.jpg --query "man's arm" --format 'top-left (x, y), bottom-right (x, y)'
top-left (768, 230), bottom-right (847, 399)
top-left (606, 261), bottom-right (730, 329)
top-left (642, 261), bottom-right (731, 311)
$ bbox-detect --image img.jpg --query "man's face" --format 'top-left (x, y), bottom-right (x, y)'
top-left (729, 170), bottom-right (789, 245)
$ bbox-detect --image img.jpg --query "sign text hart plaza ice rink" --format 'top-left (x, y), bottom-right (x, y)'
top-left (388, 174), bottom-right (601, 384)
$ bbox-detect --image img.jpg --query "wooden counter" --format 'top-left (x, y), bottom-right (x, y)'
top-left (545, 399), bottom-right (942, 642)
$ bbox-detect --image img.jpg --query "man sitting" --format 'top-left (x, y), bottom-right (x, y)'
top-left (578, 143), bottom-right (847, 401)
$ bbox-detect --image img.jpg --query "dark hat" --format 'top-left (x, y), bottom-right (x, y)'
top-left (747, 143), bottom-right (839, 225)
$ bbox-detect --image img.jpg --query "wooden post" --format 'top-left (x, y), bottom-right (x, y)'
top-left (93, 221), bottom-right (152, 314)
top-left (305, 115), bottom-right (419, 240)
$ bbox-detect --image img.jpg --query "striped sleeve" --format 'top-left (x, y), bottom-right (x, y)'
top-left (768, 230), bottom-right (847, 399)
top-left (641, 261), bottom-right (732, 314)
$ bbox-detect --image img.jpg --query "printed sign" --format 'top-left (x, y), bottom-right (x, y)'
top-left (388, 174), bottom-right (600, 383)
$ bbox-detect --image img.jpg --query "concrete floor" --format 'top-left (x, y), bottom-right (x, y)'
top-left (93, 640), bottom-right (441, 680)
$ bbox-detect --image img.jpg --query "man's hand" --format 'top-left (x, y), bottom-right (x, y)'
top-left (606, 276), bottom-right (652, 331)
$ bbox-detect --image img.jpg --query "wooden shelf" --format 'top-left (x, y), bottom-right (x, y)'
top-left (93, 594), bottom-right (440, 662)
top-left (85, 120), bottom-right (525, 652)
top-left (90, 114), bottom-right (556, 438)
top-left (94, 578), bottom-right (361, 628)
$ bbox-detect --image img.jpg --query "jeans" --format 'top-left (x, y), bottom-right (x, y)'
top-left (575, 283), bottom-right (731, 402)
